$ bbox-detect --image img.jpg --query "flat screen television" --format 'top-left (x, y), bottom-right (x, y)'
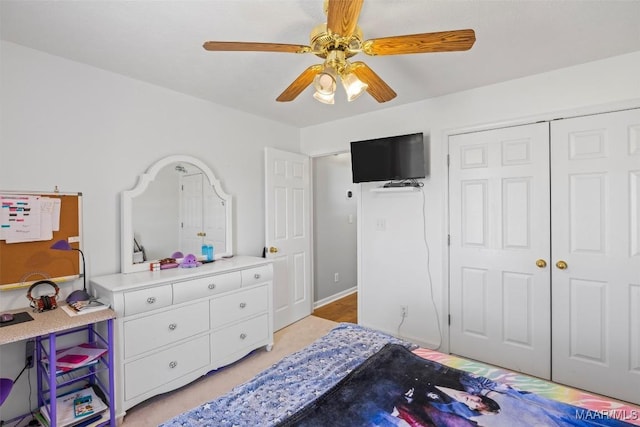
top-left (350, 132), bottom-right (426, 183)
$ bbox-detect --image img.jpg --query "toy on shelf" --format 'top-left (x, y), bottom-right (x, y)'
top-left (180, 254), bottom-right (201, 268)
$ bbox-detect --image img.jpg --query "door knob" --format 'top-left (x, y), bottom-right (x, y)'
top-left (269, 246), bottom-right (278, 253)
top-left (535, 259), bottom-right (547, 268)
top-left (555, 260), bottom-right (568, 270)
top-left (197, 232), bottom-right (206, 237)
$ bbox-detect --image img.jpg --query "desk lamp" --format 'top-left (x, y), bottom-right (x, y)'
top-left (50, 239), bottom-right (91, 303)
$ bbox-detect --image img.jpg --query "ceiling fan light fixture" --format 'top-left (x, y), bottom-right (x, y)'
top-left (313, 66), bottom-right (337, 95)
top-left (205, 1), bottom-right (476, 106)
top-left (341, 72), bottom-right (368, 102)
top-left (313, 90), bottom-right (335, 104)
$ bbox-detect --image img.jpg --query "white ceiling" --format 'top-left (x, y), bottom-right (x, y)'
top-left (2, 0), bottom-right (640, 128)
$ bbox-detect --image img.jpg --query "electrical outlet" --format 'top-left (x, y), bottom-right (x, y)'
top-left (26, 339), bottom-right (35, 369)
top-left (334, 273), bottom-right (339, 282)
top-left (400, 305), bottom-right (408, 318)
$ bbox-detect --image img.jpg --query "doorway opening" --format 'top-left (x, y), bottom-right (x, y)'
top-left (312, 152), bottom-right (357, 322)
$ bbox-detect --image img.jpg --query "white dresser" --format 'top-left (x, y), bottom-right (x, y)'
top-left (90, 256), bottom-right (273, 417)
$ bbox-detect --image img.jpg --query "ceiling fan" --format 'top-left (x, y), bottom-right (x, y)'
top-left (203, 0), bottom-right (475, 104)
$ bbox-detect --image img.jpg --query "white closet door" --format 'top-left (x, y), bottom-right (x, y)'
top-left (449, 122), bottom-right (551, 378)
top-left (551, 108), bottom-right (640, 405)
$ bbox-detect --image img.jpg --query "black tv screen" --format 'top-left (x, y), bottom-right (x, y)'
top-left (350, 132), bottom-right (426, 183)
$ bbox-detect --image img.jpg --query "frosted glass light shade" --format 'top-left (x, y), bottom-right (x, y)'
top-left (313, 67), bottom-right (337, 95)
top-left (313, 90), bottom-right (335, 104)
top-left (341, 72), bottom-right (368, 102)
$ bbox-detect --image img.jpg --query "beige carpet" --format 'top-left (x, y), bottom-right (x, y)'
top-left (121, 315), bottom-right (338, 426)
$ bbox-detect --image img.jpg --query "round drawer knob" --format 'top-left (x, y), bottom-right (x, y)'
top-left (254, 273), bottom-right (261, 279)
top-left (208, 283), bottom-right (216, 290)
top-left (168, 323), bottom-right (177, 331)
top-left (240, 333), bottom-right (247, 340)
top-left (239, 302), bottom-right (247, 309)
top-left (169, 361), bottom-right (178, 369)
top-left (146, 297), bottom-right (156, 304)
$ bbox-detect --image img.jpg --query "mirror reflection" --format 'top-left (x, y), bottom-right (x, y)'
top-left (132, 163), bottom-right (226, 262)
top-left (122, 155), bottom-right (233, 274)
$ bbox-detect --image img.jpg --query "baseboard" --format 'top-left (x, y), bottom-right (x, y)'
top-left (314, 287), bottom-right (357, 310)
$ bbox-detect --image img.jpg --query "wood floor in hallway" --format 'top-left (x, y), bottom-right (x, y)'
top-left (312, 292), bottom-right (357, 323)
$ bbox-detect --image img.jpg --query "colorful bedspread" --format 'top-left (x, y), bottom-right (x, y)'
top-left (161, 323), bottom-right (640, 426)
top-left (278, 343), bottom-right (637, 426)
top-left (414, 348), bottom-right (640, 426)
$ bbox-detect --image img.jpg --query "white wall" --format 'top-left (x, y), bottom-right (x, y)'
top-left (0, 41), bottom-right (299, 421)
top-left (300, 51), bottom-right (640, 349)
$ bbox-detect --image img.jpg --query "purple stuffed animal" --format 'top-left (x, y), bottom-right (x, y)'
top-left (180, 253), bottom-right (201, 268)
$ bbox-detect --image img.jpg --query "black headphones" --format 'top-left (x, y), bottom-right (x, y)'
top-left (27, 280), bottom-right (60, 312)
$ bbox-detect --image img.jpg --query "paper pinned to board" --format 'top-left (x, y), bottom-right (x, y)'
top-left (0, 195), bottom-right (61, 243)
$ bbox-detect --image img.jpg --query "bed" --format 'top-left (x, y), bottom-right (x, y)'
top-left (161, 323), bottom-right (640, 427)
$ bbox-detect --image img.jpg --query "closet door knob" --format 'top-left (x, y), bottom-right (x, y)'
top-left (239, 302), bottom-right (247, 309)
top-left (240, 333), bottom-right (247, 340)
top-left (169, 361), bottom-right (178, 369)
top-left (168, 323), bottom-right (177, 331)
top-left (254, 273), bottom-right (261, 279)
top-left (269, 246), bottom-right (278, 253)
top-left (556, 260), bottom-right (568, 270)
top-left (146, 297), bottom-right (156, 304)
top-left (208, 283), bottom-right (216, 290)
top-left (535, 259), bottom-right (547, 268)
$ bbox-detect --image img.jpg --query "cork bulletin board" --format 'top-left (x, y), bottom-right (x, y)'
top-left (0, 191), bottom-right (82, 290)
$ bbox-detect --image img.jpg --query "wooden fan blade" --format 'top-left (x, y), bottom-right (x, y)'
top-left (351, 62), bottom-right (397, 103)
top-left (326, 0), bottom-right (364, 37)
top-left (203, 41), bottom-right (310, 54)
top-left (363, 29), bottom-right (476, 56)
top-left (276, 65), bottom-right (324, 102)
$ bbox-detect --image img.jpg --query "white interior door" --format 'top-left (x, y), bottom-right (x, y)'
top-left (449, 122), bottom-right (551, 378)
top-left (551, 108), bottom-right (640, 404)
top-left (264, 147), bottom-right (312, 330)
top-left (179, 173), bottom-right (204, 256)
top-left (203, 179), bottom-right (226, 253)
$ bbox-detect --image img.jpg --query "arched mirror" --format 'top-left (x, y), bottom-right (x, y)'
top-left (121, 155), bottom-right (233, 273)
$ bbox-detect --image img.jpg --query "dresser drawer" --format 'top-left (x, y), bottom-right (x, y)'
top-left (123, 301), bottom-right (209, 358)
top-left (210, 286), bottom-right (268, 329)
top-left (124, 334), bottom-right (210, 401)
top-left (211, 314), bottom-right (269, 363)
top-left (124, 285), bottom-right (172, 316)
top-left (172, 271), bottom-right (241, 304)
top-left (241, 264), bottom-right (273, 287)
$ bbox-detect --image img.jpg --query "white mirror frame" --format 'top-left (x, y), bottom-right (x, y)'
top-left (121, 154), bottom-right (233, 274)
